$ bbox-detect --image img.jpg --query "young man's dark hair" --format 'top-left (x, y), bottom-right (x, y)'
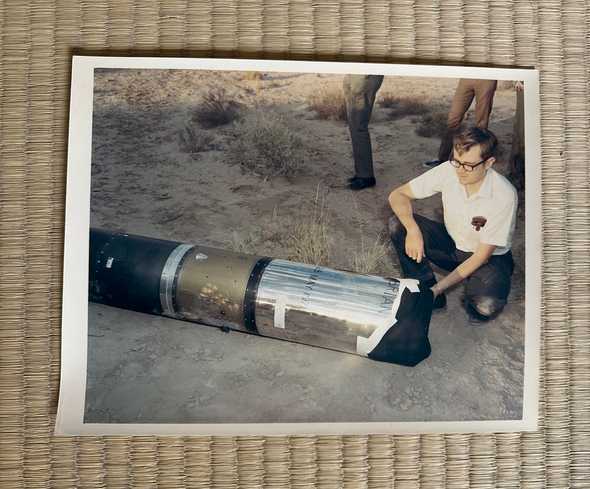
top-left (388, 126), bottom-right (518, 321)
top-left (454, 126), bottom-right (498, 160)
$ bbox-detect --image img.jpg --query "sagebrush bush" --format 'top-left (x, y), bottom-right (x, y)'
top-left (349, 235), bottom-right (389, 275)
top-left (228, 110), bottom-right (306, 177)
top-left (415, 109), bottom-right (450, 138)
top-left (192, 88), bottom-right (241, 129)
top-left (308, 85), bottom-right (347, 121)
top-left (287, 187), bottom-right (332, 266)
top-left (378, 94), bottom-right (430, 120)
top-left (178, 124), bottom-right (214, 157)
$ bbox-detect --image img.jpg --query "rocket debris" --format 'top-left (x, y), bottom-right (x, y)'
top-left (89, 228), bottom-right (434, 366)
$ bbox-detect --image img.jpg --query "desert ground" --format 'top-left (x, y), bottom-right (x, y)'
top-left (85, 68), bottom-right (525, 423)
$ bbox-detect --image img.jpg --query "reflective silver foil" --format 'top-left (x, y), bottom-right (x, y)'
top-left (254, 259), bottom-right (404, 355)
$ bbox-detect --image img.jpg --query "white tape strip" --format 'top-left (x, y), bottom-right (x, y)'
top-left (399, 278), bottom-right (420, 293)
top-left (273, 297), bottom-right (286, 329)
top-left (356, 278), bottom-right (420, 356)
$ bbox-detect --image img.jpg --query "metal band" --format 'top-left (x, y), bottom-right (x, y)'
top-left (159, 244), bottom-right (194, 317)
top-left (243, 257), bottom-right (273, 333)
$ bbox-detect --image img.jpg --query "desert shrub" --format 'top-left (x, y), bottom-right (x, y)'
top-left (178, 124), bottom-right (214, 156)
top-left (308, 85), bottom-right (347, 121)
top-left (287, 187), bottom-right (332, 266)
top-left (415, 109), bottom-right (449, 138)
top-left (228, 110), bottom-right (306, 177)
top-left (378, 93), bottom-right (430, 120)
top-left (192, 88), bottom-right (241, 129)
top-left (349, 235), bottom-right (389, 275)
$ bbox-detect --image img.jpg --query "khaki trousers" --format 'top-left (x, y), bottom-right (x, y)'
top-left (438, 79), bottom-right (497, 162)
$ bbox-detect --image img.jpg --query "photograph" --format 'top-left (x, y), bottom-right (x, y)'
top-left (56, 57), bottom-right (540, 435)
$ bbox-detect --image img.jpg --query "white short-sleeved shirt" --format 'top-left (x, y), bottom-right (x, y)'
top-left (408, 161), bottom-right (518, 255)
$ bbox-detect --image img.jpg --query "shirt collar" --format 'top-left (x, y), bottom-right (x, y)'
top-left (461, 168), bottom-right (493, 200)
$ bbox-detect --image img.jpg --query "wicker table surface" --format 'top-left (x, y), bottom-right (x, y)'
top-left (1, 1), bottom-right (588, 487)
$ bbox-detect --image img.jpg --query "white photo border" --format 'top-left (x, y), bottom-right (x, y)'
top-left (56, 56), bottom-right (541, 436)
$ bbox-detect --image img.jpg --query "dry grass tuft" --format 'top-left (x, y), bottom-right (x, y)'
top-left (415, 108), bottom-right (449, 139)
top-left (378, 93), bottom-right (431, 120)
top-left (192, 88), bottom-right (242, 129)
top-left (178, 124), bottom-right (214, 157)
top-left (308, 85), bottom-right (347, 121)
top-left (287, 186), bottom-right (332, 266)
top-left (228, 109), bottom-right (306, 177)
top-left (349, 234), bottom-right (390, 275)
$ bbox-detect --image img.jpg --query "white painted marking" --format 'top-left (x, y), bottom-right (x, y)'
top-left (273, 297), bottom-right (286, 329)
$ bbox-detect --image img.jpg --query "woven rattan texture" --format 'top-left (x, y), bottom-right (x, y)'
top-left (0, 1), bottom-right (588, 487)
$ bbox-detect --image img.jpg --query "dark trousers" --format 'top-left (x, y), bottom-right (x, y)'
top-left (343, 74), bottom-right (384, 179)
top-left (509, 87), bottom-right (525, 190)
top-left (390, 214), bottom-right (514, 319)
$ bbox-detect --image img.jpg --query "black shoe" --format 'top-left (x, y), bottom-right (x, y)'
top-left (423, 159), bottom-right (442, 168)
top-left (349, 177), bottom-right (376, 190)
top-left (347, 175), bottom-right (359, 183)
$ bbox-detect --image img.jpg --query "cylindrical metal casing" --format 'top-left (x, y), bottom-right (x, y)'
top-left (173, 245), bottom-right (263, 332)
top-left (89, 228), bottom-right (184, 315)
top-left (89, 229), bottom-right (265, 331)
top-left (89, 228), bottom-right (433, 366)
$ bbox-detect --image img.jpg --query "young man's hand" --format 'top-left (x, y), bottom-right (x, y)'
top-left (430, 283), bottom-right (441, 297)
top-left (405, 227), bottom-right (425, 263)
top-left (431, 243), bottom-right (497, 297)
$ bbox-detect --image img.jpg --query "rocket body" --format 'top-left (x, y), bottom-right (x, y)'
top-left (89, 228), bottom-right (433, 366)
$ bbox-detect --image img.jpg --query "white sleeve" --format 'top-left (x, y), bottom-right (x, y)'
top-left (479, 191), bottom-right (518, 248)
top-left (408, 162), bottom-right (450, 199)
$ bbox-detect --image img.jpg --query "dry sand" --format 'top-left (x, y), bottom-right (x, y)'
top-left (86, 69), bottom-right (524, 423)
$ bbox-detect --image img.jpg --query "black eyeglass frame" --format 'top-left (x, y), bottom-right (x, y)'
top-left (449, 157), bottom-right (490, 172)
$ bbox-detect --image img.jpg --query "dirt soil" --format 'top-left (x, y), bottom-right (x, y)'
top-left (86, 69), bottom-right (524, 423)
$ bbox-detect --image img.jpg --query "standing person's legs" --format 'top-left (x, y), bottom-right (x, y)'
top-left (344, 75), bottom-right (384, 179)
top-left (461, 250), bottom-right (514, 320)
top-left (437, 79), bottom-right (475, 162)
top-left (389, 214), bottom-right (459, 283)
top-left (473, 79), bottom-right (497, 129)
top-left (509, 86), bottom-right (525, 190)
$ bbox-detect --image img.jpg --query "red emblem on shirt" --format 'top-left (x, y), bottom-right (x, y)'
top-left (471, 216), bottom-right (487, 231)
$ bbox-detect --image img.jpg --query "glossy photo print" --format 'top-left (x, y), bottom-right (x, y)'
top-left (56, 57), bottom-right (540, 435)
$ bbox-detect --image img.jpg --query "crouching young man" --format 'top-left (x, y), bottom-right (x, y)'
top-left (388, 127), bottom-right (518, 320)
